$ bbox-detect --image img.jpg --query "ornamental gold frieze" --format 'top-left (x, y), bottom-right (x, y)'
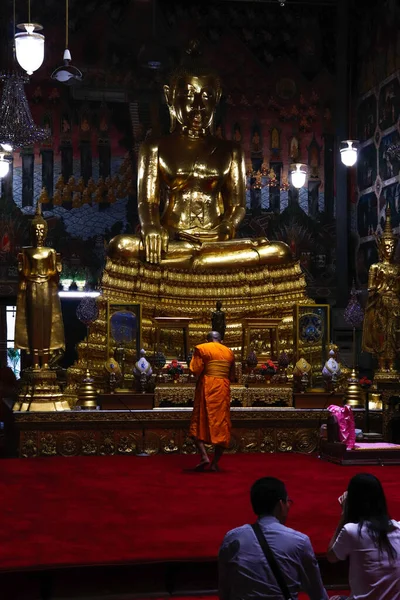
top-left (18, 426), bottom-right (320, 457)
top-left (14, 407), bottom-right (345, 427)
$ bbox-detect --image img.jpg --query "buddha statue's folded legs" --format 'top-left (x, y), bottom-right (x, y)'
top-left (108, 234), bottom-right (292, 271)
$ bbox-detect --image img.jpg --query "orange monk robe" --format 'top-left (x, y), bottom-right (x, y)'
top-left (189, 341), bottom-right (235, 448)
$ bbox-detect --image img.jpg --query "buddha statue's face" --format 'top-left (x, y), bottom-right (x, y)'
top-left (32, 222), bottom-right (47, 247)
top-left (381, 238), bottom-right (396, 261)
top-left (165, 74), bottom-right (221, 133)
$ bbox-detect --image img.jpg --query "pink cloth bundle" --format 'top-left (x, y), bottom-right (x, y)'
top-left (328, 404), bottom-right (356, 450)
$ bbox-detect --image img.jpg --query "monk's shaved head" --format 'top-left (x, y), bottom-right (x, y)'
top-left (207, 331), bottom-right (222, 342)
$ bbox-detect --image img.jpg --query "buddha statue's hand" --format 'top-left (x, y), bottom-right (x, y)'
top-left (215, 220), bottom-right (234, 241)
top-left (142, 225), bottom-right (169, 264)
top-left (202, 220), bottom-right (234, 241)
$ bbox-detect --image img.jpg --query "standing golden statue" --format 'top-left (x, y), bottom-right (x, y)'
top-left (15, 202), bottom-right (65, 367)
top-left (362, 205), bottom-right (400, 378)
top-left (14, 202), bottom-right (69, 411)
top-left (108, 40), bottom-right (291, 270)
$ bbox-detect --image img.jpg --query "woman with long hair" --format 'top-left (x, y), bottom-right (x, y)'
top-left (327, 473), bottom-right (400, 600)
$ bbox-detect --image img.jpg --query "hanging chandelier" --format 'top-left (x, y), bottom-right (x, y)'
top-left (51, 0), bottom-right (83, 85)
top-left (0, 72), bottom-right (49, 148)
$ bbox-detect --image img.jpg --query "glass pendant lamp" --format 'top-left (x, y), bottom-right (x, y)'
top-left (51, 0), bottom-right (83, 85)
top-left (14, 1), bottom-right (45, 76)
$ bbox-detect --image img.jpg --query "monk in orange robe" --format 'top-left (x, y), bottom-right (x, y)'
top-left (189, 331), bottom-right (236, 471)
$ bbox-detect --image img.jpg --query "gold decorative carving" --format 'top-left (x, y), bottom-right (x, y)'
top-left (276, 430), bottom-right (295, 452)
top-left (40, 433), bottom-right (57, 456)
top-left (295, 430), bottom-right (318, 454)
top-left (239, 429), bottom-right (259, 453)
top-left (20, 432), bottom-right (38, 458)
top-left (155, 385), bottom-right (195, 407)
top-left (99, 431), bottom-right (116, 456)
top-left (116, 433), bottom-right (137, 455)
top-left (57, 432), bottom-right (82, 457)
top-left (160, 430), bottom-right (180, 453)
top-left (143, 432), bottom-right (161, 455)
top-left (260, 429), bottom-right (275, 453)
top-left (182, 435), bottom-right (197, 455)
top-left (81, 433), bottom-right (97, 455)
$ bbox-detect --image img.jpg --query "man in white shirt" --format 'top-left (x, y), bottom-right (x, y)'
top-left (218, 476), bottom-right (328, 600)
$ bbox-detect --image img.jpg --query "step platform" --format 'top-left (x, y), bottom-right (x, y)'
top-left (320, 439), bottom-right (400, 465)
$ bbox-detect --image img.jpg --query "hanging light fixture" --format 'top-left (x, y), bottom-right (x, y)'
top-left (14, 0), bottom-right (45, 76)
top-left (0, 73), bottom-right (49, 148)
top-left (138, 0), bottom-right (167, 70)
top-left (290, 163), bottom-right (307, 189)
top-left (0, 153), bottom-right (11, 178)
top-left (340, 140), bottom-right (358, 167)
top-left (51, 0), bottom-right (83, 85)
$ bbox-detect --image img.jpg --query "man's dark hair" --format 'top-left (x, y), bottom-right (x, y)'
top-left (251, 477), bottom-right (287, 516)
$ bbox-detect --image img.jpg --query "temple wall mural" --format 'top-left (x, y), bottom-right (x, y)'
top-left (354, 1), bottom-right (400, 285)
top-left (0, 0), bottom-right (337, 300)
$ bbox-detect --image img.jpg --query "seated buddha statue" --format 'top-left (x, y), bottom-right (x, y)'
top-left (108, 42), bottom-right (291, 271)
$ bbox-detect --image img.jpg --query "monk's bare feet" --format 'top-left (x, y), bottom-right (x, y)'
top-left (194, 459), bottom-right (210, 472)
top-left (210, 462), bottom-right (220, 472)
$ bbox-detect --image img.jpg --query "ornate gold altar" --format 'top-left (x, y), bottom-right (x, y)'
top-left (154, 383), bottom-right (293, 408)
top-left (71, 42), bottom-right (309, 379)
top-left (4, 401), bottom-right (382, 458)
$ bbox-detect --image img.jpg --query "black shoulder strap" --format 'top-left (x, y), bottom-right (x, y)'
top-left (251, 522), bottom-right (292, 600)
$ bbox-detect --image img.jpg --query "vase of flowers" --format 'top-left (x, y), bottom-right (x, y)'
top-left (166, 359), bottom-right (183, 383)
top-left (259, 360), bottom-right (277, 382)
top-left (359, 376), bottom-right (372, 390)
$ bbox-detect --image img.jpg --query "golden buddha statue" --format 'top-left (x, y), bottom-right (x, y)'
top-left (79, 42), bottom-right (308, 376)
top-left (108, 42), bottom-right (290, 271)
top-left (15, 202), bottom-right (65, 370)
top-left (362, 205), bottom-right (400, 377)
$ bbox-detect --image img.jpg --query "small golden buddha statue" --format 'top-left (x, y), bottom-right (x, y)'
top-left (81, 188), bottom-right (91, 204)
top-left (72, 192), bottom-right (81, 208)
top-left (67, 176), bottom-right (76, 192)
top-left (62, 185), bottom-right (72, 203)
top-left (38, 187), bottom-right (49, 205)
top-left (77, 177), bottom-right (85, 193)
top-left (15, 202), bottom-right (65, 370)
top-left (55, 175), bottom-right (64, 191)
top-left (53, 189), bottom-right (62, 206)
top-left (108, 41), bottom-right (291, 271)
top-left (362, 205), bottom-right (400, 375)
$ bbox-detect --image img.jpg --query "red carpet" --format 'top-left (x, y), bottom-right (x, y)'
top-left (0, 453), bottom-right (399, 571)
top-left (150, 595), bottom-right (349, 599)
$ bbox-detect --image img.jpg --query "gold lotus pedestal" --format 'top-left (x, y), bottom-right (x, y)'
top-left (14, 369), bottom-right (70, 412)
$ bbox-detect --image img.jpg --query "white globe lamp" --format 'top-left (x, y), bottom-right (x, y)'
top-left (0, 154), bottom-right (10, 179)
top-left (340, 140), bottom-right (358, 167)
top-left (15, 23), bottom-right (45, 76)
top-left (291, 164), bottom-right (307, 189)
